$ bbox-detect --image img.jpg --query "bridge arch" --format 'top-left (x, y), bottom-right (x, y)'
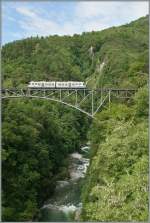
top-left (2, 95), bottom-right (94, 118)
top-left (2, 88), bottom-right (136, 118)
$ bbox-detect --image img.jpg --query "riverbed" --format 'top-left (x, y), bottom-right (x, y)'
top-left (38, 146), bottom-right (90, 221)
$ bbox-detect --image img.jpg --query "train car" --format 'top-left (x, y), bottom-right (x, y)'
top-left (44, 82), bottom-right (55, 88)
top-left (28, 81), bottom-right (55, 88)
top-left (28, 81), bottom-right (86, 89)
top-left (55, 82), bottom-right (70, 88)
top-left (69, 82), bottom-right (86, 88)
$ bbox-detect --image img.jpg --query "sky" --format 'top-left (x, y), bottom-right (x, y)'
top-left (2, 1), bottom-right (149, 45)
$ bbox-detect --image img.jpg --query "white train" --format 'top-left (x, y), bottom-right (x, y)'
top-left (28, 81), bottom-right (86, 89)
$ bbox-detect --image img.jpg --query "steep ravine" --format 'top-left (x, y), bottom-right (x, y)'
top-left (37, 146), bottom-right (90, 222)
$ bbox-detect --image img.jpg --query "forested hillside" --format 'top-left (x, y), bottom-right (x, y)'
top-left (2, 15), bottom-right (148, 221)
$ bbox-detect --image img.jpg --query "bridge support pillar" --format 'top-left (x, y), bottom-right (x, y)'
top-left (60, 89), bottom-right (62, 100)
top-left (91, 90), bottom-right (94, 116)
top-left (84, 89), bottom-right (86, 97)
top-left (43, 89), bottom-right (46, 97)
top-left (75, 90), bottom-right (78, 106)
top-left (27, 89), bottom-right (30, 97)
top-left (108, 90), bottom-right (111, 110)
top-left (2, 88), bottom-right (136, 118)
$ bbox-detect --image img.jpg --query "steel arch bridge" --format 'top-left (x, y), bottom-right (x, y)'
top-left (1, 88), bottom-right (136, 118)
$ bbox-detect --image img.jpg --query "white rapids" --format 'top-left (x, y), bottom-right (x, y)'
top-left (69, 152), bottom-right (89, 180)
top-left (40, 145), bottom-right (90, 221)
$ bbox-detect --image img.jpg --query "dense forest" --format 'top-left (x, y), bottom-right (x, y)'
top-left (2, 15), bottom-right (148, 221)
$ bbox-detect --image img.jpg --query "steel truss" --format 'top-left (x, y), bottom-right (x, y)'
top-left (1, 88), bottom-right (136, 118)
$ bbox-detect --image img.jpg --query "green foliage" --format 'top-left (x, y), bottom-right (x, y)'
top-left (81, 91), bottom-right (148, 221)
top-left (2, 99), bottom-right (89, 221)
top-left (133, 86), bottom-right (148, 117)
top-left (2, 15), bottom-right (148, 221)
top-left (2, 16), bottom-right (148, 89)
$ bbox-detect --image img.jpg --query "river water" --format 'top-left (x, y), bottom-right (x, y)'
top-left (38, 146), bottom-right (90, 222)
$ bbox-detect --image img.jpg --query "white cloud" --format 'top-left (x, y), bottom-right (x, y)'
top-left (76, 1), bottom-right (115, 19)
top-left (75, 1), bottom-right (148, 33)
top-left (76, 1), bottom-right (148, 20)
top-left (16, 6), bottom-right (37, 18)
top-left (3, 1), bottom-right (149, 44)
top-left (14, 5), bottom-right (82, 37)
top-left (129, 1), bottom-right (148, 18)
top-left (15, 6), bottom-right (61, 36)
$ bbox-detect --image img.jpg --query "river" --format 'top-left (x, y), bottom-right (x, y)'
top-left (38, 146), bottom-right (90, 222)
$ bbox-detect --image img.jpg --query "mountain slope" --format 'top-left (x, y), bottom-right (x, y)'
top-left (2, 15), bottom-right (149, 221)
